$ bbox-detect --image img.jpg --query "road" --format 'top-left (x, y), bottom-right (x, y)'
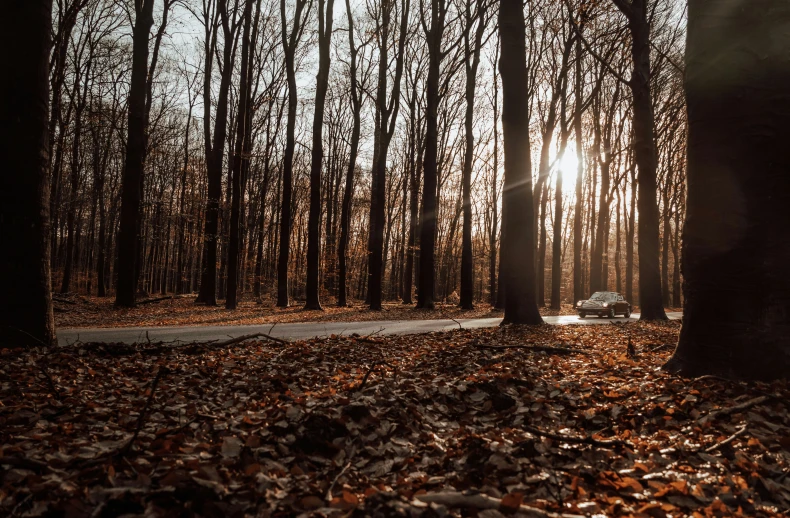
top-left (56, 312), bottom-right (682, 346)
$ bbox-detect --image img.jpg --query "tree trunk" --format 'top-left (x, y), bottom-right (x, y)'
top-left (0, 0), bottom-right (57, 347)
top-left (369, 0), bottom-right (408, 310)
top-left (459, 1), bottom-right (485, 310)
top-left (305, 0), bottom-right (334, 310)
top-left (277, 0), bottom-right (309, 307)
top-left (116, 0), bottom-right (155, 307)
top-left (337, 0), bottom-right (361, 308)
top-left (613, 0), bottom-right (667, 320)
top-left (226, 0), bottom-right (255, 310)
top-left (417, 0), bottom-right (445, 310)
top-left (497, 0), bottom-right (542, 325)
top-left (666, 0), bottom-right (790, 380)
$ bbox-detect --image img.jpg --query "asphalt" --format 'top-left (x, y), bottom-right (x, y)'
top-left (56, 312), bottom-right (682, 346)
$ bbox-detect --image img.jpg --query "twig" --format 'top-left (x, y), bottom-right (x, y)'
top-left (212, 332), bottom-right (288, 346)
top-left (698, 396), bottom-right (769, 425)
top-left (523, 424), bottom-right (629, 449)
top-left (357, 361), bottom-right (397, 391)
top-left (137, 295), bottom-right (175, 305)
top-left (38, 363), bottom-right (63, 400)
top-left (120, 367), bottom-right (170, 457)
top-left (325, 461), bottom-right (352, 502)
top-left (476, 342), bottom-right (590, 355)
top-left (415, 491), bottom-right (582, 518)
top-left (704, 424), bottom-right (748, 453)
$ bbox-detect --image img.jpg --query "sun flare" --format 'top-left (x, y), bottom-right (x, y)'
top-left (558, 149), bottom-right (579, 187)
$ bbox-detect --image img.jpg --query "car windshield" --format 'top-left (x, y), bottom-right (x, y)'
top-left (589, 292), bottom-right (615, 302)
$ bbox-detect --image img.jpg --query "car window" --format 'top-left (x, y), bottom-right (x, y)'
top-left (589, 292), bottom-right (607, 300)
top-left (617, 296), bottom-right (623, 301)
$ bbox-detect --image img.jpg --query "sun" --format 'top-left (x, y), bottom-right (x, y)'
top-left (558, 148), bottom-right (579, 187)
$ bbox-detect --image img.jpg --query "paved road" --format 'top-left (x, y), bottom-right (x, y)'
top-left (57, 312), bottom-right (682, 346)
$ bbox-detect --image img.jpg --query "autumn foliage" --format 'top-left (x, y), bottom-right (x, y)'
top-left (2, 322), bottom-right (788, 516)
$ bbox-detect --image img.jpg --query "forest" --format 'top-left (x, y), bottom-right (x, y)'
top-left (1, 0), bottom-right (789, 516)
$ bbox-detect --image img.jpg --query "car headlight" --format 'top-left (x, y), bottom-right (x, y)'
top-left (602, 303), bottom-right (609, 307)
top-left (576, 301), bottom-right (582, 306)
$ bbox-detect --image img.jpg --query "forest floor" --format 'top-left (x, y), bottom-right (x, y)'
top-left (2, 321), bottom-right (788, 517)
top-left (53, 294), bottom-right (582, 329)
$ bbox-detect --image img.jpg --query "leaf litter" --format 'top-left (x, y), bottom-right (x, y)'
top-left (2, 320), bottom-right (789, 517)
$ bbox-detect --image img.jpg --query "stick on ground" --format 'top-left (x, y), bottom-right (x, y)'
top-left (523, 424), bottom-right (629, 448)
top-left (415, 491), bottom-right (583, 518)
top-left (698, 396), bottom-right (769, 425)
top-left (704, 424), bottom-right (748, 453)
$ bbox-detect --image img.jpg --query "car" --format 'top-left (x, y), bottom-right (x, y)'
top-left (575, 291), bottom-right (631, 318)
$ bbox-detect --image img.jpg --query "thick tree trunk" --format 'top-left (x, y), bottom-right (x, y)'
top-left (0, 0), bottom-right (57, 347)
top-left (116, 0), bottom-right (155, 307)
top-left (497, 0), bottom-right (542, 325)
top-left (666, 0), bottom-right (790, 380)
top-left (614, 0), bottom-right (667, 320)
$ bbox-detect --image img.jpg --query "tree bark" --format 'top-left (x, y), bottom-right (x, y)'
top-left (226, 0), bottom-right (255, 310)
top-left (666, 0), bottom-right (790, 380)
top-left (277, 0), bottom-right (309, 307)
top-left (304, 0), bottom-right (334, 310)
top-left (612, 0), bottom-right (667, 320)
top-left (417, 0), bottom-right (445, 309)
top-left (368, 0), bottom-right (409, 310)
top-left (497, 0), bottom-right (542, 325)
top-left (459, 0), bottom-right (486, 310)
top-left (0, 0), bottom-right (57, 347)
top-left (116, 0), bottom-right (155, 307)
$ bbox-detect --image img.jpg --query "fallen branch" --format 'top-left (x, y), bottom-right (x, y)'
top-left (357, 361), bottom-right (397, 391)
top-left (698, 396), bottom-right (769, 425)
top-left (38, 363), bottom-right (63, 400)
top-left (212, 332), bottom-right (288, 346)
top-left (137, 295), bottom-right (176, 305)
top-left (704, 424), bottom-right (748, 453)
top-left (476, 342), bottom-right (590, 355)
top-left (325, 461), bottom-right (352, 502)
top-left (120, 367), bottom-right (170, 457)
top-left (415, 491), bottom-right (582, 518)
top-left (523, 424), bottom-right (629, 448)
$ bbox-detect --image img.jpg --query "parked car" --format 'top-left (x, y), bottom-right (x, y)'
top-left (576, 291), bottom-right (631, 318)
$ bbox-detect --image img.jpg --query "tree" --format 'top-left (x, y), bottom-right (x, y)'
top-left (304, 0), bottom-right (335, 310)
top-left (416, 0), bottom-right (448, 309)
top-left (610, 0), bottom-right (666, 320)
top-left (277, 0), bottom-right (311, 307)
top-left (337, 0), bottom-right (367, 307)
top-left (459, 0), bottom-right (487, 310)
top-left (226, 0), bottom-right (256, 310)
top-left (497, 0), bottom-right (543, 325)
top-left (0, 0), bottom-right (57, 347)
top-left (367, 0), bottom-right (409, 310)
top-left (196, 0), bottom-right (241, 306)
top-left (115, 0), bottom-right (156, 307)
top-left (666, 0), bottom-right (790, 380)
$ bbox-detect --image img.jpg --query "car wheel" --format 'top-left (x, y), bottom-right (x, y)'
top-left (608, 308), bottom-right (615, 318)
top-left (624, 308), bottom-right (631, 318)
top-left (579, 313), bottom-right (586, 318)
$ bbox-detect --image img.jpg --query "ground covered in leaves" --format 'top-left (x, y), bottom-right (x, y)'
top-left (54, 295), bottom-right (508, 329)
top-left (3, 321), bottom-right (788, 517)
